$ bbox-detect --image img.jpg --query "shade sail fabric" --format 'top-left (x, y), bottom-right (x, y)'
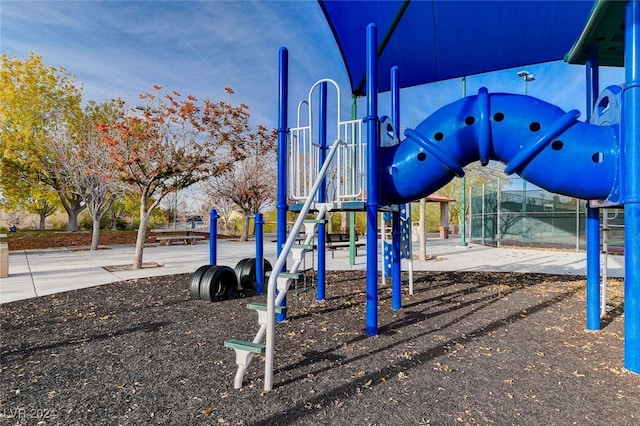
top-left (319, 0), bottom-right (596, 95)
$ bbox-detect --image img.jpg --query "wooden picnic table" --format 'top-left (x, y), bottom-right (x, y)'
top-left (151, 229), bottom-right (205, 246)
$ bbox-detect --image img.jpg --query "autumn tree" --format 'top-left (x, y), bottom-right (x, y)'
top-left (203, 126), bottom-right (277, 240)
top-left (16, 184), bottom-right (59, 230)
top-left (104, 196), bottom-right (133, 231)
top-left (49, 99), bottom-right (128, 249)
top-left (0, 157), bottom-right (60, 230)
top-left (0, 53), bottom-right (87, 231)
top-left (99, 86), bottom-right (266, 269)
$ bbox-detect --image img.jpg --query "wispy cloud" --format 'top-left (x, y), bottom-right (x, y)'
top-left (1, 1), bottom-right (349, 128)
top-left (1, 1), bottom-right (625, 131)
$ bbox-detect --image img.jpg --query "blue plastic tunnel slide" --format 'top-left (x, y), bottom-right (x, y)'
top-left (380, 88), bottom-right (619, 205)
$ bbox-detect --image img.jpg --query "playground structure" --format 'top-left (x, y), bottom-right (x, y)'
top-left (220, 1), bottom-right (639, 391)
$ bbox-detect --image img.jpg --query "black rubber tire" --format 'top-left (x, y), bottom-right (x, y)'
top-left (200, 265), bottom-right (237, 301)
top-left (234, 258), bottom-right (251, 290)
top-left (238, 258), bottom-right (273, 290)
top-left (220, 265), bottom-right (240, 299)
top-left (199, 266), bottom-right (220, 301)
top-left (239, 259), bottom-right (255, 289)
top-left (189, 265), bottom-right (212, 300)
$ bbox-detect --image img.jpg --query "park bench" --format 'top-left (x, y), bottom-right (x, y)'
top-left (155, 235), bottom-right (204, 246)
top-left (325, 233), bottom-right (364, 258)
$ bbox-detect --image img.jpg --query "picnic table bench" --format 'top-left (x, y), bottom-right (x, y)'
top-left (151, 229), bottom-right (205, 246)
top-left (325, 233), bottom-right (364, 258)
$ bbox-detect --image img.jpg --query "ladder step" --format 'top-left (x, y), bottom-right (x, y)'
top-left (303, 219), bottom-right (324, 235)
top-left (246, 302), bottom-right (287, 314)
top-left (292, 244), bottom-right (314, 250)
top-left (265, 271), bottom-right (305, 279)
top-left (224, 339), bottom-right (266, 354)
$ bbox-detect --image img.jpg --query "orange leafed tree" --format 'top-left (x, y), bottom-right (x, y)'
top-left (99, 86), bottom-right (268, 269)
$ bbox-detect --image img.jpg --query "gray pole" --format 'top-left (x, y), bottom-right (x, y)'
top-left (459, 77), bottom-right (468, 246)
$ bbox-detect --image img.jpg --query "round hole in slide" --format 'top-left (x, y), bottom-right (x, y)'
top-left (493, 112), bottom-right (505, 122)
top-left (417, 152), bottom-right (427, 162)
top-left (465, 116), bottom-right (475, 125)
top-left (551, 140), bottom-right (564, 151)
top-left (389, 166), bottom-right (398, 175)
top-left (592, 152), bottom-right (604, 163)
top-left (434, 132), bottom-right (444, 141)
top-left (529, 122), bottom-right (541, 132)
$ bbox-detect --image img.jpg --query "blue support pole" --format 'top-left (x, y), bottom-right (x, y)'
top-left (209, 209), bottom-right (218, 266)
top-left (277, 47), bottom-right (288, 261)
top-left (586, 205), bottom-right (600, 330)
top-left (365, 23), bottom-right (380, 336)
top-left (585, 46), bottom-right (601, 331)
top-left (391, 212), bottom-right (401, 311)
top-left (391, 66), bottom-right (400, 134)
top-left (255, 213), bottom-right (264, 295)
top-left (390, 66), bottom-right (402, 311)
top-left (317, 82), bottom-right (328, 301)
top-left (276, 47), bottom-right (289, 322)
top-left (623, 0), bottom-right (640, 374)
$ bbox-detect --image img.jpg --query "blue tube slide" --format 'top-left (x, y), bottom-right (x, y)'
top-left (380, 88), bottom-right (619, 205)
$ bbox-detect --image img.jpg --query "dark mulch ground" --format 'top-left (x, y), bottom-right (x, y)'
top-left (1, 271), bottom-right (638, 425)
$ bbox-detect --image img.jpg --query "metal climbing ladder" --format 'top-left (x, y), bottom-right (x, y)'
top-left (224, 139), bottom-right (344, 390)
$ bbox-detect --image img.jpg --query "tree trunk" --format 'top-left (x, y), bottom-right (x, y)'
top-left (58, 194), bottom-right (86, 232)
top-left (240, 215), bottom-right (250, 241)
top-left (91, 216), bottom-right (101, 251)
top-left (418, 197), bottom-right (426, 261)
top-left (66, 208), bottom-right (80, 232)
top-left (39, 213), bottom-right (46, 230)
top-left (133, 204), bottom-right (149, 269)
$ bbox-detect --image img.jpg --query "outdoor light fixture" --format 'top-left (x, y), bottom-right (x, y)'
top-left (517, 70), bottom-right (535, 95)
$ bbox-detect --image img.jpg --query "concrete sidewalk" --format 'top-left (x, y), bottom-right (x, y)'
top-left (0, 238), bottom-right (624, 304)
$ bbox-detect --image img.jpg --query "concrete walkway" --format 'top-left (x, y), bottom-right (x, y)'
top-left (1, 238), bottom-right (624, 304)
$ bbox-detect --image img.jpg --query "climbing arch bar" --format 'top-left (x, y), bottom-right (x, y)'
top-left (287, 78), bottom-right (367, 203)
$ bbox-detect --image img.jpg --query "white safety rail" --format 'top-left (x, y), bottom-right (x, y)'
top-left (335, 119), bottom-right (366, 201)
top-left (288, 79), bottom-right (367, 204)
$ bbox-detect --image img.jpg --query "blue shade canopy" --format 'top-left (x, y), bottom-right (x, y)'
top-left (319, 0), bottom-right (596, 95)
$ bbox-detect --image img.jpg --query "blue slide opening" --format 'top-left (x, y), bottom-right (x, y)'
top-left (380, 88), bottom-right (619, 205)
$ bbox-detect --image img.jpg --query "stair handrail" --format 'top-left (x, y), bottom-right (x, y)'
top-left (264, 138), bottom-right (345, 391)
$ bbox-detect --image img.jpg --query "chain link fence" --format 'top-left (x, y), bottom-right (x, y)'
top-left (469, 177), bottom-right (625, 252)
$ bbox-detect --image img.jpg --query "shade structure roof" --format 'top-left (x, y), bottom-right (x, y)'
top-left (319, 0), bottom-right (598, 95)
top-left (565, 0), bottom-right (626, 66)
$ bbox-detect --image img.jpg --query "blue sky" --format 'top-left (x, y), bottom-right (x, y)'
top-left (1, 1), bottom-right (625, 134)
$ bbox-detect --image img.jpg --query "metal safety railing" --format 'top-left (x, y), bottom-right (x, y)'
top-left (288, 79), bottom-right (366, 203)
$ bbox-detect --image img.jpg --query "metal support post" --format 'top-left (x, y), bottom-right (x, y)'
top-left (255, 213), bottom-right (264, 295)
top-left (365, 23), bottom-right (380, 336)
top-left (623, 0), bottom-right (640, 373)
top-left (209, 209), bottom-right (218, 266)
top-left (317, 82), bottom-right (328, 301)
top-left (585, 45), bottom-right (601, 331)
